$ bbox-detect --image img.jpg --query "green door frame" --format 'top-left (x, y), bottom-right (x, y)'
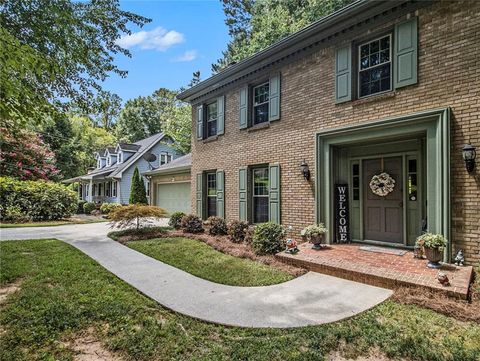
top-left (315, 108), bottom-right (450, 261)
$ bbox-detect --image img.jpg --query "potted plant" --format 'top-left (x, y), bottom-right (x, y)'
top-left (415, 233), bottom-right (447, 268)
top-left (301, 224), bottom-right (328, 250)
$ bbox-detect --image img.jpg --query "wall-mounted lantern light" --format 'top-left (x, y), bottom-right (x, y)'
top-left (300, 159), bottom-right (311, 181)
top-left (462, 144), bottom-right (476, 173)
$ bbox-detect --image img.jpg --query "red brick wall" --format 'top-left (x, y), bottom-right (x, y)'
top-left (190, 0), bottom-right (480, 264)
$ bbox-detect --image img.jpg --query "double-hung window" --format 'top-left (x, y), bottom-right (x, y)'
top-left (206, 172), bottom-right (217, 217)
top-left (253, 82), bottom-right (269, 125)
top-left (206, 102), bottom-right (218, 138)
top-left (252, 167), bottom-right (269, 223)
top-left (112, 181), bottom-right (117, 198)
top-left (160, 152), bottom-right (173, 166)
top-left (358, 35), bottom-right (392, 98)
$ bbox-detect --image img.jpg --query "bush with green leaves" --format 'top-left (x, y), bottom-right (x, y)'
top-left (100, 202), bottom-right (122, 214)
top-left (207, 216), bottom-right (228, 236)
top-left (416, 233), bottom-right (447, 250)
top-left (180, 214), bottom-right (204, 234)
top-left (252, 222), bottom-right (286, 255)
top-left (77, 200), bottom-right (87, 214)
top-left (168, 211), bottom-right (186, 229)
top-left (227, 220), bottom-right (249, 242)
top-left (83, 202), bottom-right (96, 215)
top-left (0, 177), bottom-right (77, 221)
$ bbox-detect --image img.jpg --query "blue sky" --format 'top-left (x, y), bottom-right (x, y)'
top-left (103, 0), bottom-right (229, 102)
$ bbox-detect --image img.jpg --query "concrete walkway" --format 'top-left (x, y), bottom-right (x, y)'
top-left (0, 222), bottom-right (392, 328)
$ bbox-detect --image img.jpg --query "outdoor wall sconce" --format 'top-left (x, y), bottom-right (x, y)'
top-left (462, 144), bottom-right (476, 173)
top-left (300, 159), bottom-right (311, 181)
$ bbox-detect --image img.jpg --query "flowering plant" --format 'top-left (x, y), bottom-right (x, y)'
top-left (301, 224), bottom-right (328, 237)
top-left (415, 233), bottom-right (447, 250)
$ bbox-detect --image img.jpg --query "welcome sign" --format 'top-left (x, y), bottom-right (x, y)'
top-left (335, 184), bottom-right (350, 243)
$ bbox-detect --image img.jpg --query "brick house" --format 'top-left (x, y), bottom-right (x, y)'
top-left (178, 0), bottom-right (479, 264)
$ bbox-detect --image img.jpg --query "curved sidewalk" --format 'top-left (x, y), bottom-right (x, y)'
top-left (0, 223), bottom-right (392, 328)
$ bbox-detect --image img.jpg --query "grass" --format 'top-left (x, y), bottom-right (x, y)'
top-left (127, 237), bottom-right (294, 286)
top-left (108, 226), bottom-right (172, 242)
top-left (1, 239), bottom-right (479, 361)
top-left (0, 218), bottom-right (107, 228)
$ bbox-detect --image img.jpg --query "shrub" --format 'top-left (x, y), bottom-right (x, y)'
top-left (416, 233), bottom-right (447, 250)
top-left (207, 216), bottom-right (228, 236)
top-left (100, 202), bottom-right (122, 214)
top-left (4, 205), bottom-right (31, 223)
top-left (252, 222), bottom-right (286, 255)
top-left (83, 202), bottom-right (96, 215)
top-left (129, 167), bottom-right (148, 205)
top-left (227, 220), bottom-right (249, 242)
top-left (109, 204), bottom-right (167, 229)
top-left (245, 226), bottom-right (255, 244)
top-left (168, 211), bottom-right (186, 229)
top-left (180, 214), bottom-right (204, 234)
top-left (0, 177), bottom-right (77, 221)
top-left (77, 200), bottom-right (87, 214)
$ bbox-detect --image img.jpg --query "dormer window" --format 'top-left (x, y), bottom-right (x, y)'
top-left (97, 159), bottom-right (102, 168)
top-left (106, 157), bottom-right (111, 166)
top-left (118, 152), bottom-right (123, 163)
top-left (160, 152), bottom-right (173, 166)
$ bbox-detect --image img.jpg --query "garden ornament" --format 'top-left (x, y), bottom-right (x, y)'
top-left (454, 250), bottom-right (465, 266)
top-left (437, 272), bottom-right (450, 287)
top-left (285, 239), bottom-right (299, 254)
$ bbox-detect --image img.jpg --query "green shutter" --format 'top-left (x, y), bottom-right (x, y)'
top-left (216, 170), bottom-right (225, 218)
top-left (196, 105), bottom-right (203, 140)
top-left (269, 74), bottom-right (281, 121)
top-left (217, 96), bottom-right (225, 135)
top-left (268, 163), bottom-right (281, 224)
top-left (196, 173), bottom-right (203, 218)
top-left (239, 86), bottom-right (248, 129)
top-left (238, 167), bottom-right (248, 221)
top-left (394, 17), bottom-right (418, 88)
top-left (334, 45), bottom-right (352, 103)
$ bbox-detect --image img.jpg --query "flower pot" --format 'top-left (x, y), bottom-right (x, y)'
top-left (424, 247), bottom-right (443, 268)
top-left (310, 234), bottom-right (325, 250)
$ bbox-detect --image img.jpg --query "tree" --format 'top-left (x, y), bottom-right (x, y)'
top-left (90, 90), bottom-right (122, 130)
top-left (109, 204), bottom-right (167, 230)
top-left (129, 167), bottom-right (148, 205)
top-left (0, 126), bottom-right (60, 181)
top-left (0, 0), bottom-right (150, 125)
top-left (162, 104), bottom-right (192, 154)
top-left (213, 0), bottom-right (354, 72)
top-left (116, 88), bottom-right (177, 142)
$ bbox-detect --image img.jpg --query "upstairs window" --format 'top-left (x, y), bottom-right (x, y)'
top-left (253, 82), bottom-right (269, 125)
top-left (160, 152), bottom-right (173, 166)
top-left (358, 35), bottom-right (392, 98)
top-left (118, 152), bottom-right (123, 163)
top-left (206, 102), bottom-right (218, 138)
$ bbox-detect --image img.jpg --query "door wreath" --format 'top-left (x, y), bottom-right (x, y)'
top-left (369, 172), bottom-right (395, 197)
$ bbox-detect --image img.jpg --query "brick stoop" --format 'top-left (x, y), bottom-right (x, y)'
top-left (276, 243), bottom-right (473, 299)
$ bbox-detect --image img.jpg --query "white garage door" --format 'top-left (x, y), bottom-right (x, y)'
top-left (156, 182), bottom-right (191, 214)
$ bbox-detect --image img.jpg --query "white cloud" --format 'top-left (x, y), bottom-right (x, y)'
top-left (173, 50), bottom-right (198, 62)
top-left (116, 27), bottom-right (184, 51)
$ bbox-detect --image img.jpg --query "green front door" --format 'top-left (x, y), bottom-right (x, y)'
top-left (156, 182), bottom-right (191, 215)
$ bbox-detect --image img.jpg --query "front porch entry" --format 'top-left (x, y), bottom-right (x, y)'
top-left (316, 108), bottom-right (450, 260)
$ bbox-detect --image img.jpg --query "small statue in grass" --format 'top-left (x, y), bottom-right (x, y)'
top-left (437, 272), bottom-right (450, 287)
top-left (454, 250), bottom-right (465, 266)
top-left (285, 239), bottom-right (299, 254)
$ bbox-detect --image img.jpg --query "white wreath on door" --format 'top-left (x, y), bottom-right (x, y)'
top-left (369, 172), bottom-right (395, 197)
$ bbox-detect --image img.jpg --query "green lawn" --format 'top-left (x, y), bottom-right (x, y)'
top-left (127, 237), bottom-right (293, 286)
top-left (0, 218), bottom-right (107, 228)
top-left (1, 240), bottom-right (479, 361)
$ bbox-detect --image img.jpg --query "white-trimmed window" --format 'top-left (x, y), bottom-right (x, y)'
top-left (85, 184), bottom-right (89, 197)
top-left (146, 180), bottom-right (150, 197)
top-left (358, 34), bottom-right (392, 98)
top-left (206, 101), bottom-right (218, 138)
top-left (253, 82), bottom-right (269, 125)
top-left (160, 152), bottom-right (173, 166)
top-left (252, 167), bottom-right (269, 223)
top-left (112, 181), bottom-right (117, 197)
top-left (118, 152), bottom-right (123, 163)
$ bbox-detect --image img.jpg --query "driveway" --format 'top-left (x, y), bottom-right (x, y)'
top-left (0, 222), bottom-right (392, 328)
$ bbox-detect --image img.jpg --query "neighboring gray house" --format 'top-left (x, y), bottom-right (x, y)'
top-left (65, 133), bottom-right (182, 204)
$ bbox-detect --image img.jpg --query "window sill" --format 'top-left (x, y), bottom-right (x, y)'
top-left (247, 122), bottom-right (270, 132)
top-left (349, 91), bottom-right (396, 107)
top-left (203, 135), bottom-right (218, 144)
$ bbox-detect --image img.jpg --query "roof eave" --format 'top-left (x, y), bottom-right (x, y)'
top-left (143, 165), bottom-right (191, 176)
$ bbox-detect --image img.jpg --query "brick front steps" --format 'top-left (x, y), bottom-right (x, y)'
top-left (276, 242), bottom-right (473, 299)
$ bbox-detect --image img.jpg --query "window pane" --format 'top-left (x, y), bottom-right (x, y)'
top-left (254, 83), bottom-right (269, 105)
top-left (207, 119), bottom-right (217, 137)
top-left (207, 173), bottom-right (216, 196)
top-left (369, 53), bottom-right (379, 67)
top-left (352, 164), bottom-right (359, 176)
top-left (353, 188), bottom-right (360, 201)
top-left (408, 159), bottom-right (417, 173)
top-left (207, 197), bottom-right (217, 217)
top-left (358, 35), bottom-right (391, 97)
top-left (253, 197), bottom-right (269, 223)
top-left (370, 40), bottom-right (379, 53)
top-left (254, 102), bottom-right (269, 124)
top-left (353, 176), bottom-right (359, 188)
top-left (253, 168), bottom-right (269, 195)
top-left (207, 102), bottom-right (217, 121)
top-left (380, 36), bottom-right (390, 50)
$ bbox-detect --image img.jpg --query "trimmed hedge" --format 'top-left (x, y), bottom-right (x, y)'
top-left (100, 202), bottom-right (122, 214)
top-left (168, 211), bottom-right (186, 229)
top-left (83, 202), bottom-right (96, 214)
top-left (0, 177), bottom-right (77, 221)
top-left (207, 216), bottom-right (228, 236)
top-left (180, 214), bottom-right (204, 234)
top-left (252, 222), bottom-right (286, 255)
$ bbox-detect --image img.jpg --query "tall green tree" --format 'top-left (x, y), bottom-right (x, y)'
top-left (90, 90), bottom-right (122, 130)
top-left (129, 167), bottom-right (148, 205)
top-left (0, 0), bottom-right (150, 125)
top-left (162, 104), bottom-right (192, 154)
top-left (213, 0), bottom-right (354, 72)
top-left (116, 88), bottom-right (178, 143)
